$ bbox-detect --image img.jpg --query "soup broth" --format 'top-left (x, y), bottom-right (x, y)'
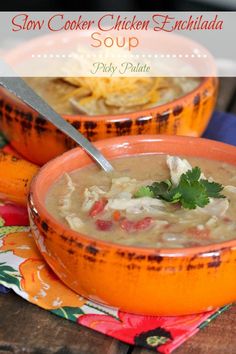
top-left (46, 154), bottom-right (236, 248)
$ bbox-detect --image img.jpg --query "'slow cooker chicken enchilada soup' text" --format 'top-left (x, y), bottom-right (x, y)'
top-left (46, 155), bottom-right (236, 248)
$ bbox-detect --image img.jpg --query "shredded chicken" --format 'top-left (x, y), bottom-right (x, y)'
top-left (152, 220), bottom-right (169, 229)
top-left (166, 155), bottom-right (205, 185)
top-left (200, 198), bottom-right (229, 217)
top-left (106, 177), bottom-right (138, 198)
top-left (82, 186), bottom-right (106, 212)
top-left (58, 174), bottom-right (75, 217)
top-left (224, 185), bottom-right (236, 194)
top-left (166, 155), bottom-right (193, 185)
top-left (58, 174), bottom-right (84, 230)
top-left (206, 216), bottom-right (218, 227)
top-left (106, 197), bottom-right (164, 214)
top-left (65, 215), bottom-right (84, 231)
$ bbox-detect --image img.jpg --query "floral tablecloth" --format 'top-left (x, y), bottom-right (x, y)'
top-left (0, 111), bottom-right (235, 353)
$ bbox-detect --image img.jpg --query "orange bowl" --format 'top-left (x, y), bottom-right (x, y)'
top-left (0, 32), bottom-right (218, 165)
top-left (28, 135), bottom-right (236, 316)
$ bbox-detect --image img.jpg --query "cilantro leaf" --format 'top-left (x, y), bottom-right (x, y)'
top-left (170, 190), bottom-right (182, 203)
top-left (134, 186), bottom-right (154, 198)
top-left (149, 181), bottom-right (173, 202)
top-left (182, 167), bottom-right (201, 183)
top-left (135, 166), bottom-right (226, 210)
top-left (178, 179), bottom-right (209, 209)
top-left (200, 179), bottom-right (225, 199)
top-left (148, 180), bottom-right (183, 203)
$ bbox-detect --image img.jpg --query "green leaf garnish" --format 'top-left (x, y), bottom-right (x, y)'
top-left (200, 179), bottom-right (225, 199)
top-left (148, 181), bottom-right (176, 202)
top-left (135, 167), bottom-right (225, 210)
top-left (177, 179), bottom-right (209, 209)
top-left (183, 166), bottom-right (201, 183)
top-left (134, 186), bottom-right (154, 198)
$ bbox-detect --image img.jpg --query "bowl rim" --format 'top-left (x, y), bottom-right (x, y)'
top-left (29, 134), bottom-right (236, 257)
top-left (4, 30), bottom-right (217, 122)
top-left (0, 77), bottom-right (213, 122)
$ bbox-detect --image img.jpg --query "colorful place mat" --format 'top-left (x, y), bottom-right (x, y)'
top-left (0, 218), bottom-right (231, 353)
top-left (0, 110), bottom-right (235, 353)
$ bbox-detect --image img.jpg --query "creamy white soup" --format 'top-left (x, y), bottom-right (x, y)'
top-left (46, 155), bottom-right (236, 248)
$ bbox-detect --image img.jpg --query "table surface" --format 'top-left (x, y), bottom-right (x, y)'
top-left (1, 78), bottom-right (236, 354)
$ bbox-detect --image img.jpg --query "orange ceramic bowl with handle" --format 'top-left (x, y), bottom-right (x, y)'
top-left (0, 32), bottom-right (218, 166)
top-left (28, 135), bottom-right (236, 316)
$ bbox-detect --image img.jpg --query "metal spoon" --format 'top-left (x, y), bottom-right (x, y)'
top-left (0, 73), bottom-right (114, 173)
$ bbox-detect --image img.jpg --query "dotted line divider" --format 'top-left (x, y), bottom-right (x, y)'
top-left (31, 53), bottom-right (208, 59)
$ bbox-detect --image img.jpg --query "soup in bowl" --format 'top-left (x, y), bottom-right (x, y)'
top-left (0, 32), bottom-right (218, 165)
top-left (46, 154), bottom-right (236, 249)
top-left (28, 135), bottom-right (236, 316)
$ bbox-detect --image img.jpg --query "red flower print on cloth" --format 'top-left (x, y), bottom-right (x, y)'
top-left (0, 204), bottom-right (29, 226)
top-left (78, 310), bottom-right (203, 352)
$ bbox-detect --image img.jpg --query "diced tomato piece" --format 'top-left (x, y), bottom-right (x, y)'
top-left (170, 202), bottom-right (181, 211)
top-left (95, 219), bottom-right (113, 231)
top-left (120, 217), bottom-right (153, 233)
top-left (187, 227), bottom-right (210, 239)
top-left (120, 218), bottom-right (136, 232)
top-left (135, 217), bottom-right (153, 230)
top-left (113, 210), bottom-right (121, 222)
top-left (164, 223), bottom-right (171, 230)
top-left (223, 217), bottom-right (231, 223)
top-left (89, 198), bottom-right (107, 217)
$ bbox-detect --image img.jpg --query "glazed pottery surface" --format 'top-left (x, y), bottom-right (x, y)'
top-left (28, 135), bottom-right (236, 316)
top-left (0, 32), bottom-right (218, 165)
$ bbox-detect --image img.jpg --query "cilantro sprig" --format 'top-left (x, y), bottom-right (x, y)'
top-left (135, 167), bottom-right (225, 210)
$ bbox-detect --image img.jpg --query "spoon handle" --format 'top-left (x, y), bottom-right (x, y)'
top-left (0, 76), bottom-right (114, 173)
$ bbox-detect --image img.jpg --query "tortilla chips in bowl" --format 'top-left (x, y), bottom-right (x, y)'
top-left (0, 33), bottom-right (218, 165)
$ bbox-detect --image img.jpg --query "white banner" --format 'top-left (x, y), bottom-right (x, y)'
top-left (0, 12), bottom-right (235, 77)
